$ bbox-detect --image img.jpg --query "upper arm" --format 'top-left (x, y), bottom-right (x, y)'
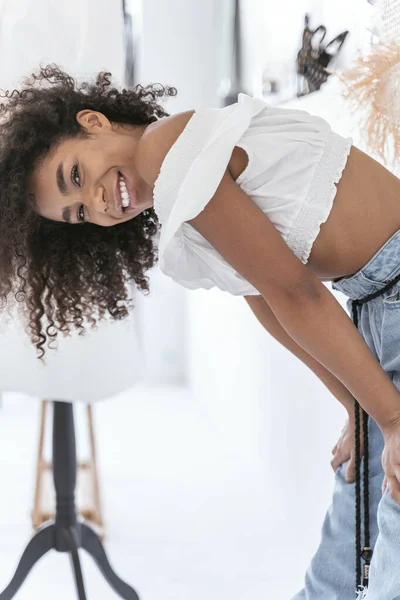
top-left (187, 168), bottom-right (324, 305)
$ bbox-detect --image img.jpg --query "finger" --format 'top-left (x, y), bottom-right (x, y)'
top-left (382, 475), bottom-right (387, 496)
top-left (331, 444), bottom-right (337, 455)
top-left (345, 460), bottom-right (355, 483)
top-left (330, 456), bottom-right (341, 471)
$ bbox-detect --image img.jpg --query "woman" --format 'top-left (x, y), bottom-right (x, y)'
top-left (1, 65), bottom-right (400, 599)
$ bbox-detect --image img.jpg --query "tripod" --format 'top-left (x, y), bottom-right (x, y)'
top-left (0, 401), bottom-right (140, 600)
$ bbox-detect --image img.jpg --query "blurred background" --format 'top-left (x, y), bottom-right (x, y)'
top-left (0, 0), bottom-right (389, 598)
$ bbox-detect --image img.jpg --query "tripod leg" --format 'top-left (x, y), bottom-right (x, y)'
top-left (67, 527), bottom-right (87, 600)
top-left (80, 524), bottom-right (140, 600)
top-left (0, 524), bottom-right (54, 600)
top-left (87, 405), bottom-right (104, 530)
top-left (32, 400), bottom-right (48, 529)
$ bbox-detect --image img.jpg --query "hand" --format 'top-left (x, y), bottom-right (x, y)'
top-left (331, 414), bottom-right (364, 483)
top-left (381, 417), bottom-right (400, 504)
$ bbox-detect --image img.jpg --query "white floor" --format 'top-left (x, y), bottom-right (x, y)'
top-left (0, 384), bottom-right (323, 600)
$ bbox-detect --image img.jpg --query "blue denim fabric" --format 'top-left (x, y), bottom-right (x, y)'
top-left (291, 229), bottom-right (400, 600)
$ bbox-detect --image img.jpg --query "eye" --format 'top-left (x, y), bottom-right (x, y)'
top-left (77, 204), bottom-right (86, 223)
top-left (70, 164), bottom-right (80, 187)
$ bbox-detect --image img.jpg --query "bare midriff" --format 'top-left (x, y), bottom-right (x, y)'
top-left (229, 145), bottom-right (400, 284)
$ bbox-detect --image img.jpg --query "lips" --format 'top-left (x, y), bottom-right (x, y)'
top-left (114, 174), bottom-right (124, 213)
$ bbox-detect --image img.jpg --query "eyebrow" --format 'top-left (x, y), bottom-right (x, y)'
top-left (56, 162), bottom-right (73, 223)
top-left (62, 206), bottom-right (72, 224)
top-left (56, 162), bottom-right (68, 196)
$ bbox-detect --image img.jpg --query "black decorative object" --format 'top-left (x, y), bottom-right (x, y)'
top-left (318, 31), bottom-right (350, 68)
top-left (297, 14), bottom-right (349, 96)
top-left (297, 15), bottom-right (326, 78)
top-left (0, 402), bottom-right (140, 600)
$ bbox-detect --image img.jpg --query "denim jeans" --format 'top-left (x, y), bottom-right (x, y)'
top-left (291, 229), bottom-right (400, 600)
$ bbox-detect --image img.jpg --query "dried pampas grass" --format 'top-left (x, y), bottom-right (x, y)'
top-left (338, 41), bottom-right (400, 163)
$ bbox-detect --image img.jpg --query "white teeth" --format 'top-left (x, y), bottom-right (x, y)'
top-left (119, 174), bottom-right (131, 208)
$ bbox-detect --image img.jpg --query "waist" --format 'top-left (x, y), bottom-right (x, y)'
top-left (332, 229), bottom-right (400, 300)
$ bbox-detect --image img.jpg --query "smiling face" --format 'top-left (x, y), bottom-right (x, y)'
top-left (30, 110), bottom-right (154, 226)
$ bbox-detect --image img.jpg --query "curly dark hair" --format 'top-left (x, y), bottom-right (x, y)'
top-left (0, 64), bottom-right (177, 358)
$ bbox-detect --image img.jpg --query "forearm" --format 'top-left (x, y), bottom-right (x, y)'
top-left (268, 283), bottom-right (400, 431)
top-left (320, 370), bottom-right (356, 414)
top-left (244, 295), bottom-right (355, 414)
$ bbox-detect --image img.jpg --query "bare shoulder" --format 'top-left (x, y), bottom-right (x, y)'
top-left (136, 110), bottom-right (196, 187)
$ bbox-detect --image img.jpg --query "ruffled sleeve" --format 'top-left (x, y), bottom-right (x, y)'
top-left (153, 93), bottom-right (267, 295)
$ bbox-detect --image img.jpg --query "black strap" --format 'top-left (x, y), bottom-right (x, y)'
top-left (350, 269), bottom-right (400, 596)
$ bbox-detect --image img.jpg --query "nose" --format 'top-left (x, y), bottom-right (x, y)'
top-left (86, 186), bottom-right (108, 215)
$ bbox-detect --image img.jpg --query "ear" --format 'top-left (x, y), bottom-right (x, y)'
top-left (76, 110), bottom-right (111, 132)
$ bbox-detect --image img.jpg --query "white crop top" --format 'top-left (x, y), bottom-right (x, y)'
top-left (153, 93), bottom-right (352, 296)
